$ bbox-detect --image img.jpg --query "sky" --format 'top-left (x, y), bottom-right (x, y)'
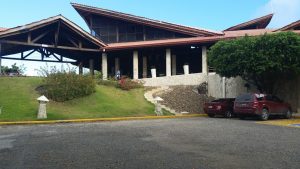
top-left (0, 0), bottom-right (300, 76)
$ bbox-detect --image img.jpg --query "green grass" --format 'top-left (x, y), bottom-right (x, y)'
top-left (0, 77), bottom-right (158, 121)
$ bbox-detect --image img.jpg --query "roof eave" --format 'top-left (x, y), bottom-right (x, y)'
top-left (71, 3), bottom-right (223, 37)
top-left (224, 14), bottom-right (274, 31)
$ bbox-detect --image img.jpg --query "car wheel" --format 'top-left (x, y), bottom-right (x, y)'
top-left (208, 114), bottom-right (215, 118)
top-left (260, 108), bottom-right (269, 121)
top-left (224, 111), bottom-right (233, 118)
top-left (285, 109), bottom-right (292, 119)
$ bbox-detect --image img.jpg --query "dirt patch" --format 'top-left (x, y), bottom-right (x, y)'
top-left (155, 86), bottom-right (213, 114)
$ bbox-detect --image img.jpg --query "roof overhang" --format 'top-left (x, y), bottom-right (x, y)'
top-left (225, 14), bottom-right (273, 31)
top-left (103, 29), bottom-right (274, 51)
top-left (71, 3), bottom-right (223, 37)
top-left (276, 20), bottom-right (300, 31)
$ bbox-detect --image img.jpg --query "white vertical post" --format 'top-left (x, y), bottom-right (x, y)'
top-left (166, 48), bottom-right (171, 77)
top-left (102, 53), bottom-right (108, 80)
top-left (89, 59), bottom-right (94, 75)
top-left (171, 54), bottom-right (176, 75)
top-left (202, 46), bottom-right (208, 75)
top-left (115, 57), bottom-right (120, 73)
top-left (133, 50), bottom-right (139, 79)
top-left (142, 56), bottom-right (147, 78)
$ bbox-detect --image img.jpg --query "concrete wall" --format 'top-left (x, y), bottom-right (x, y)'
top-left (208, 74), bottom-right (249, 99)
top-left (141, 73), bottom-right (208, 86)
top-left (208, 74), bottom-right (300, 113)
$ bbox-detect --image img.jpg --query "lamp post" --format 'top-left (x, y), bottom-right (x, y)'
top-left (37, 95), bottom-right (49, 119)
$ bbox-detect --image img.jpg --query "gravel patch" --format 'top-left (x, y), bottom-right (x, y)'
top-left (155, 86), bottom-right (212, 114)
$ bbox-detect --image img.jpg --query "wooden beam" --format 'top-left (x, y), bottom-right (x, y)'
top-left (27, 32), bottom-right (31, 43)
top-left (61, 33), bottom-right (79, 48)
top-left (0, 56), bottom-right (75, 63)
top-left (55, 21), bottom-right (61, 47)
top-left (79, 41), bottom-right (82, 49)
top-left (32, 30), bottom-right (51, 43)
top-left (0, 40), bottom-right (100, 52)
top-left (23, 49), bottom-right (36, 59)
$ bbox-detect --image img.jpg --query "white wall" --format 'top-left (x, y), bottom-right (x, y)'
top-left (141, 73), bottom-right (208, 86)
top-left (208, 74), bottom-right (249, 99)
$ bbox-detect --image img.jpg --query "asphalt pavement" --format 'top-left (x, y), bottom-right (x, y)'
top-left (0, 118), bottom-right (299, 169)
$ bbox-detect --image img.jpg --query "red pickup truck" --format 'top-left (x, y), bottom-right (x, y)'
top-left (204, 98), bottom-right (235, 118)
top-left (234, 93), bottom-right (292, 120)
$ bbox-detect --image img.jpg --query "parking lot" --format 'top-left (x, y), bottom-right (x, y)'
top-left (0, 117), bottom-right (299, 169)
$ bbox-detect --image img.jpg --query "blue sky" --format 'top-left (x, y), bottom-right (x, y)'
top-left (1, 0), bottom-right (300, 75)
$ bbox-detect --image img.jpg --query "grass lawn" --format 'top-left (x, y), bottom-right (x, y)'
top-left (0, 77), bottom-right (160, 122)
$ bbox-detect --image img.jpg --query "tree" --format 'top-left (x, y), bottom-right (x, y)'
top-left (208, 32), bottom-right (300, 94)
top-left (0, 63), bottom-right (26, 75)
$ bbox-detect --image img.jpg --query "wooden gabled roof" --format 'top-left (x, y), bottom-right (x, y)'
top-left (0, 15), bottom-right (106, 47)
top-left (71, 3), bottom-right (223, 37)
top-left (276, 20), bottom-right (300, 31)
top-left (225, 14), bottom-right (273, 31)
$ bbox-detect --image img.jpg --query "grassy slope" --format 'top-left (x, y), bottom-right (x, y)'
top-left (0, 77), bottom-right (155, 121)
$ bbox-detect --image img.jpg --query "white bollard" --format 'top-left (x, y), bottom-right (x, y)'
top-left (183, 64), bottom-right (189, 75)
top-left (37, 95), bottom-right (49, 119)
top-left (151, 68), bottom-right (157, 78)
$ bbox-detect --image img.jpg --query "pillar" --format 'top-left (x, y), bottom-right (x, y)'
top-left (166, 48), bottom-right (171, 77)
top-left (78, 62), bottom-right (83, 75)
top-left (89, 59), bottom-right (94, 75)
top-left (202, 46), bottom-right (208, 75)
top-left (142, 56), bottom-right (147, 78)
top-left (172, 54), bottom-right (176, 75)
top-left (133, 50), bottom-right (139, 79)
top-left (102, 53), bottom-right (108, 80)
top-left (115, 57), bottom-right (120, 73)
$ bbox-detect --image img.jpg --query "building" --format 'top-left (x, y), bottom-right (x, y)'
top-left (0, 3), bottom-right (300, 86)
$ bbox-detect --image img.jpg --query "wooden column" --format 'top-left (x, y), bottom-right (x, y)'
top-left (172, 54), bottom-right (176, 75)
top-left (142, 56), bottom-right (147, 78)
top-left (89, 59), bottom-right (94, 76)
top-left (78, 62), bottom-right (83, 75)
top-left (115, 57), bottom-right (120, 73)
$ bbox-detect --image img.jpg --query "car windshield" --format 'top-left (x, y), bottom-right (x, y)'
top-left (236, 94), bottom-right (254, 102)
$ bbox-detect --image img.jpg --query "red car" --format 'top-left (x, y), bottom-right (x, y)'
top-left (204, 98), bottom-right (235, 118)
top-left (234, 93), bottom-right (292, 121)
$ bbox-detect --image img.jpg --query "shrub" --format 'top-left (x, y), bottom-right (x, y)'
top-left (39, 67), bottom-right (96, 102)
top-left (98, 79), bottom-right (118, 87)
top-left (117, 77), bottom-right (143, 90)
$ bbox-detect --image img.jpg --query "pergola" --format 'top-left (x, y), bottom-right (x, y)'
top-left (0, 15), bottom-right (105, 75)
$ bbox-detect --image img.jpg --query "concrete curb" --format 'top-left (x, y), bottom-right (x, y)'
top-left (0, 114), bottom-right (207, 126)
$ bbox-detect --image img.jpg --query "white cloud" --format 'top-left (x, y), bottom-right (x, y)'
top-left (256, 0), bottom-right (300, 28)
